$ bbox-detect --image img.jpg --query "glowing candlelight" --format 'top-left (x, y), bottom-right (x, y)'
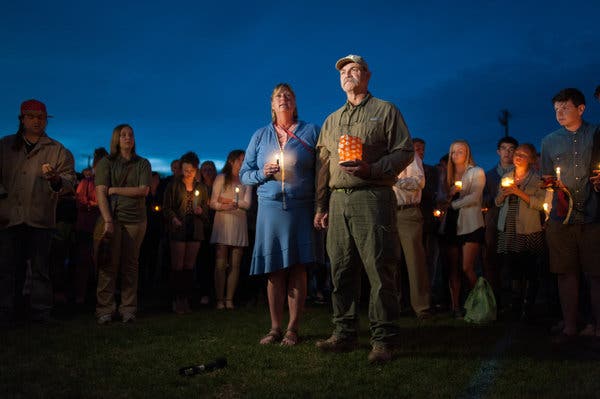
top-left (501, 177), bottom-right (514, 187)
top-left (543, 203), bottom-right (549, 213)
top-left (338, 134), bottom-right (363, 164)
top-left (454, 180), bottom-right (463, 190)
top-left (234, 186), bottom-right (240, 204)
top-left (555, 167), bottom-right (561, 181)
top-left (193, 189), bottom-right (200, 208)
top-left (433, 209), bottom-right (442, 218)
top-left (154, 205), bottom-right (161, 212)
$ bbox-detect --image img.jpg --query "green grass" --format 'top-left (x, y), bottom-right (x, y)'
top-left (2, 304), bottom-right (599, 398)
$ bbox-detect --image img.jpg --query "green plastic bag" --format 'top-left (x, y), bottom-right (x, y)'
top-left (464, 277), bottom-right (497, 324)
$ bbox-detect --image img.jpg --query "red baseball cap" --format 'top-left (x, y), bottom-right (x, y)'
top-left (20, 99), bottom-right (52, 118)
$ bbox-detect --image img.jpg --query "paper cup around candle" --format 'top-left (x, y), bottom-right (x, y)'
top-left (338, 134), bottom-right (363, 166)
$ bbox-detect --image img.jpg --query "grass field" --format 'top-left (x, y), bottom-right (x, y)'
top-left (2, 303), bottom-right (599, 398)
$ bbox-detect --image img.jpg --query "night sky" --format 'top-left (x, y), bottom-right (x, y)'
top-left (2, 0), bottom-right (599, 173)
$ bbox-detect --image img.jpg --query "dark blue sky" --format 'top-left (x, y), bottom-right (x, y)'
top-left (2, 0), bottom-right (599, 173)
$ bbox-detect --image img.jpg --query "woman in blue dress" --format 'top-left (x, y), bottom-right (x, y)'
top-left (240, 83), bottom-right (320, 346)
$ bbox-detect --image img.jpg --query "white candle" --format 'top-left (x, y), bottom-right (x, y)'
top-left (234, 186), bottom-right (240, 204)
top-left (555, 167), bottom-right (561, 181)
top-left (193, 189), bottom-right (200, 208)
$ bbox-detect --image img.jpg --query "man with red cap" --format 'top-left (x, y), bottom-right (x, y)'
top-left (0, 99), bottom-right (76, 325)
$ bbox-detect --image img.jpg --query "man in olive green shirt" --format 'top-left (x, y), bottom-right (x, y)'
top-left (314, 54), bottom-right (414, 363)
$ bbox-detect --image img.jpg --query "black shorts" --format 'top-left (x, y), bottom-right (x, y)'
top-left (170, 214), bottom-right (200, 242)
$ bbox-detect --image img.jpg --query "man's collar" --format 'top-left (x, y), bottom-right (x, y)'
top-left (345, 92), bottom-right (372, 108)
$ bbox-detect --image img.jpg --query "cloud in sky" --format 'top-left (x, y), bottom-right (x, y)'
top-left (1, 0), bottom-right (599, 174)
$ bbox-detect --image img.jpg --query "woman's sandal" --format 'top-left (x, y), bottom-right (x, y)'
top-left (280, 329), bottom-right (299, 346)
top-left (259, 328), bottom-right (282, 345)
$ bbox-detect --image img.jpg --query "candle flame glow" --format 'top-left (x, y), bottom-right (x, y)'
top-left (501, 177), bottom-right (514, 187)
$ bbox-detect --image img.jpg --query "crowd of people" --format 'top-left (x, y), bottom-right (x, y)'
top-left (1, 54), bottom-right (600, 365)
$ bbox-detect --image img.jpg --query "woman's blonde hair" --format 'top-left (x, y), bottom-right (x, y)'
top-left (270, 83), bottom-right (298, 123)
top-left (446, 139), bottom-right (475, 188)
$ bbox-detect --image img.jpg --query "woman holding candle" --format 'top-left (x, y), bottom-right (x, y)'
top-left (439, 140), bottom-right (485, 318)
top-left (240, 83), bottom-right (320, 346)
top-left (163, 151), bottom-right (209, 314)
top-left (495, 143), bottom-right (546, 320)
top-left (210, 150), bottom-right (252, 310)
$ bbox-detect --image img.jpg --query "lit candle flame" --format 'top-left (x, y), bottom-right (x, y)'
top-left (454, 181), bottom-right (463, 189)
top-left (555, 167), bottom-right (561, 181)
top-left (234, 187), bottom-right (240, 194)
top-left (194, 190), bottom-right (200, 197)
top-left (543, 203), bottom-right (549, 213)
top-left (501, 177), bottom-right (514, 187)
top-left (433, 209), bottom-right (442, 218)
top-left (154, 205), bottom-right (160, 212)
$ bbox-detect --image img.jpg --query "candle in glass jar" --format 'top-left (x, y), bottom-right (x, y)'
top-left (454, 180), bottom-right (463, 190)
top-left (555, 167), bottom-right (561, 181)
top-left (501, 177), bottom-right (514, 187)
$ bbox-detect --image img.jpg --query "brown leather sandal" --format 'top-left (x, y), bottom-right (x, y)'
top-left (259, 328), bottom-right (282, 345)
top-left (281, 329), bottom-right (298, 346)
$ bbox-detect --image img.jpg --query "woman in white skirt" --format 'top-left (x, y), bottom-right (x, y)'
top-left (210, 150), bottom-right (252, 309)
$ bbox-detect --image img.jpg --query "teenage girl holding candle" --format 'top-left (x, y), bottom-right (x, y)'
top-left (210, 150), bottom-right (252, 310)
top-left (495, 143), bottom-right (546, 320)
top-left (162, 151), bottom-right (209, 314)
top-left (439, 139), bottom-right (486, 318)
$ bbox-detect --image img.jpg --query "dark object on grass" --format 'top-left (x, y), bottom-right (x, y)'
top-left (179, 357), bottom-right (227, 376)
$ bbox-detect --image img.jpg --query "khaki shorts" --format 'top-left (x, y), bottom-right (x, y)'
top-left (545, 220), bottom-right (600, 275)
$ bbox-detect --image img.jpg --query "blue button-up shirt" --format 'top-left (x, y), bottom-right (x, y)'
top-left (540, 121), bottom-right (600, 224)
